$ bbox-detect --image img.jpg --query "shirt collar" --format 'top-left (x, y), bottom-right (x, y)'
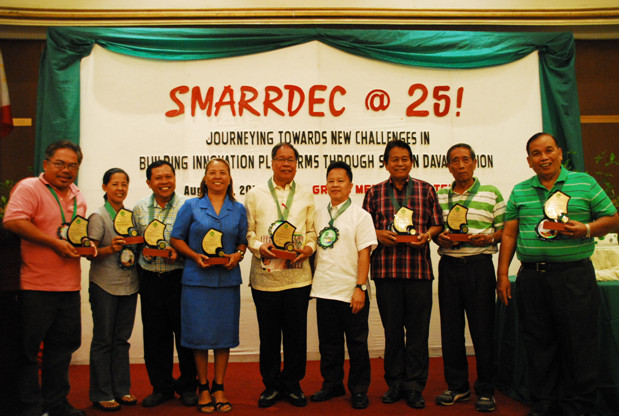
top-left (199, 194), bottom-right (230, 210)
top-left (388, 175), bottom-right (411, 190)
top-left (271, 177), bottom-right (294, 191)
top-left (449, 177), bottom-right (479, 195)
top-left (330, 199), bottom-right (348, 209)
top-left (530, 166), bottom-right (568, 189)
top-left (150, 192), bottom-right (176, 209)
top-left (38, 173), bottom-right (78, 197)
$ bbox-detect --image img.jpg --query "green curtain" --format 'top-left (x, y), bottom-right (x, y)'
top-left (36, 27), bottom-right (583, 172)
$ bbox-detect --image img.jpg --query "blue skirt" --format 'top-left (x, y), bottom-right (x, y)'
top-left (180, 285), bottom-right (240, 350)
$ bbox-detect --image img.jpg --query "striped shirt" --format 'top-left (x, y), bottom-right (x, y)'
top-left (133, 192), bottom-right (187, 272)
top-left (362, 176), bottom-right (443, 280)
top-left (505, 167), bottom-right (617, 262)
top-left (437, 178), bottom-right (505, 257)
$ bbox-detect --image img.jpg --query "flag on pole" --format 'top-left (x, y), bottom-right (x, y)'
top-left (0, 49), bottom-right (13, 138)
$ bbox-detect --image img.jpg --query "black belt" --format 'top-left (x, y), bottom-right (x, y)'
top-left (521, 258), bottom-right (590, 273)
top-left (442, 253), bottom-right (491, 265)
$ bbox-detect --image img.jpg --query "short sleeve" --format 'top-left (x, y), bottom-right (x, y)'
top-left (88, 212), bottom-right (105, 242)
top-left (355, 210), bottom-right (378, 253)
top-left (3, 180), bottom-right (38, 222)
top-left (505, 190), bottom-right (519, 222)
top-left (171, 201), bottom-right (193, 241)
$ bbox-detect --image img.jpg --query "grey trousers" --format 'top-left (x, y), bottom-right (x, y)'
top-left (89, 283), bottom-right (137, 402)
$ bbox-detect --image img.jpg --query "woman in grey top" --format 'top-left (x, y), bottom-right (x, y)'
top-left (88, 168), bottom-right (139, 411)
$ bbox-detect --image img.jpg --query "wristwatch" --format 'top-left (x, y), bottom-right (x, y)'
top-left (236, 250), bottom-right (245, 260)
top-left (355, 284), bottom-right (367, 292)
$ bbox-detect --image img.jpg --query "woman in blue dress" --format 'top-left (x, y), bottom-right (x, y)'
top-left (171, 158), bottom-right (247, 413)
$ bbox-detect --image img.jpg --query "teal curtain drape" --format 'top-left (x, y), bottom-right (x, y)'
top-left (36, 27), bottom-right (582, 172)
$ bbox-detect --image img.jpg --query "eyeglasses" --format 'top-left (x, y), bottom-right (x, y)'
top-left (47, 159), bottom-right (79, 172)
top-left (273, 157), bottom-right (297, 163)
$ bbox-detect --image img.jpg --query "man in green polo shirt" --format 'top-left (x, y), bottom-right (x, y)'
top-left (434, 143), bottom-right (504, 413)
top-left (497, 132), bottom-right (619, 416)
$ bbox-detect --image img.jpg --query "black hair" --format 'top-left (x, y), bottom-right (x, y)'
top-left (146, 160), bottom-right (175, 180)
top-left (326, 161), bottom-right (353, 181)
top-left (526, 132), bottom-right (560, 155)
top-left (45, 140), bottom-right (83, 164)
top-left (271, 143), bottom-right (299, 160)
top-left (383, 139), bottom-right (413, 162)
top-left (446, 143), bottom-right (476, 163)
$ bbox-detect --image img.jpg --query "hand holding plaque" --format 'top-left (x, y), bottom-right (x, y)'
top-left (66, 215), bottom-right (96, 256)
top-left (113, 208), bottom-right (144, 245)
top-left (201, 228), bottom-right (228, 265)
top-left (269, 221), bottom-right (298, 260)
top-left (142, 219), bottom-right (172, 260)
top-left (389, 207), bottom-right (417, 243)
top-left (444, 203), bottom-right (471, 242)
top-left (536, 191), bottom-right (570, 240)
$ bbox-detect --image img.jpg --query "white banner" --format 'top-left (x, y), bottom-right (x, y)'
top-left (76, 41), bottom-right (542, 363)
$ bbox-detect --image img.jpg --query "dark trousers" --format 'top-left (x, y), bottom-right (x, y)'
top-left (0, 291), bottom-right (20, 416)
top-left (139, 268), bottom-right (197, 395)
top-left (251, 285), bottom-right (311, 393)
top-left (438, 254), bottom-right (496, 396)
top-left (316, 297), bottom-right (371, 394)
top-left (374, 279), bottom-right (432, 393)
top-left (18, 290), bottom-right (82, 416)
top-left (517, 260), bottom-right (600, 416)
top-left (89, 283), bottom-right (138, 402)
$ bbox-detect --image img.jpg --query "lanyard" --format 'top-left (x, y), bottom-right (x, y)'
top-left (147, 193), bottom-right (175, 225)
top-left (327, 198), bottom-right (352, 228)
top-left (47, 186), bottom-right (77, 224)
top-left (268, 178), bottom-right (296, 221)
top-left (448, 179), bottom-right (480, 210)
top-left (387, 177), bottom-right (413, 211)
top-left (104, 200), bottom-right (120, 221)
top-left (534, 181), bottom-right (564, 211)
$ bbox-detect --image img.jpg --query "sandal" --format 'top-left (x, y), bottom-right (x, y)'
top-left (116, 394), bottom-right (137, 405)
top-left (211, 381), bottom-right (232, 413)
top-left (198, 382), bottom-right (215, 414)
top-left (93, 400), bottom-right (121, 412)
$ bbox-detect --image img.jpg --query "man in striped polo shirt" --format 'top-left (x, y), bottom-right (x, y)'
top-left (497, 133), bottom-right (619, 416)
top-left (434, 143), bottom-right (505, 412)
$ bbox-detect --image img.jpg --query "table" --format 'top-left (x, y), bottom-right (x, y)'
top-left (591, 245), bottom-right (619, 281)
top-left (494, 279), bottom-right (619, 415)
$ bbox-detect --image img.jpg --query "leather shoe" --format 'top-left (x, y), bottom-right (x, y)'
top-left (528, 403), bottom-right (556, 416)
top-left (286, 390), bottom-right (308, 407)
top-left (406, 390), bottom-right (425, 409)
top-left (142, 391), bottom-right (174, 407)
top-left (310, 385), bottom-right (346, 402)
top-left (258, 388), bottom-right (280, 408)
top-left (351, 393), bottom-right (369, 409)
top-left (382, 385), bottom-right (403, 404)
top-left (180, 391), bottom-right (198, 406)
top-left (48, 402), bottom-right (86, 416)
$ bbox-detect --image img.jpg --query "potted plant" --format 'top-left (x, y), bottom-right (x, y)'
top-left (592, 151), bottom-right (619, 245)
top-left (593, 151), bottom-right (618, 207)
